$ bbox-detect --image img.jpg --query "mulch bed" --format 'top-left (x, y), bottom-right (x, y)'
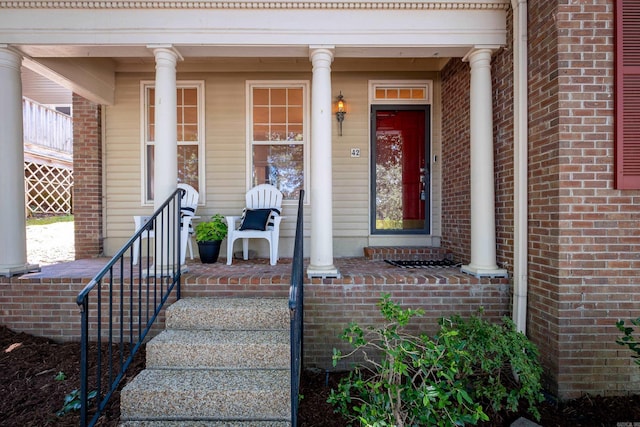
top-left (1, 325), bottom-right (639, 426)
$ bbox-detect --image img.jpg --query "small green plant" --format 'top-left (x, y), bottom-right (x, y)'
top-left (57, 389), bottom-right (97, 417)
top-left (616, 317), bottom-right (640, 367)
top-left (194, 214), bottom-right (228, 242)
top-left (54, 371), bottom-right (66, 381)
top-left (329, 295), bottom-right (544, 426)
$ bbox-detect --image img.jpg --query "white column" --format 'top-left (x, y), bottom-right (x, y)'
top-left (0, 47), bottom-right (39, 277)
top-left (153, 47), bottom-right (180, 206)
top-left (461, 48), bottom-right (507, 278)
top-left (307, 47), bottom-right (339, 278)
top-left (151, 46), bottom-right (181, 269)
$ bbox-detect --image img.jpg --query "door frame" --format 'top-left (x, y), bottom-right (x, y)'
top-left (370, 104), bottom-right (432, 235)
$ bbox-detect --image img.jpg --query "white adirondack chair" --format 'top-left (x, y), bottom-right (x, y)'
top-left (226, 184), bottom-right (283, 266)
top-left (133, 183), bottom-right (199, 265)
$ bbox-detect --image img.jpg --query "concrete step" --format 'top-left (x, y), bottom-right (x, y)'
top-left (120, 369), bottom-right (290, 421)
top-left (146, 329), bottom-right (290, 369)
top-left (120, 297), bottom-right (292, 425)
top-left (166, 297), bottom-right (289, 331)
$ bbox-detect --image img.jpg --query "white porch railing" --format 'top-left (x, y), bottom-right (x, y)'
top-left (22, 97), bottom-right (73, 154)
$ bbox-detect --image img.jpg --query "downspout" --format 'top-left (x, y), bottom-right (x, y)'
top-left (512, 0), bottom-right (529, 334)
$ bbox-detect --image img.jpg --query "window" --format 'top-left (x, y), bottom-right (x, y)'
top-left (370, 81), bottom-right (432, 104)
top-left (615, 0), bottom-right (640, 189)
top-left (142, 81), bottom-right (204, 202)
top-left (248, 82), bottom-right (308, 201)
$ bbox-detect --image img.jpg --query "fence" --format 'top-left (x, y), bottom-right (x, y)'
top-left (22, 97), bottom-right (74, 216)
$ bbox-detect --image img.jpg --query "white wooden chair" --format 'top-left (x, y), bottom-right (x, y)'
top-left (226, 184), bottom-right (283, 265)
top-left (133, 183), bottom-right (199, 265)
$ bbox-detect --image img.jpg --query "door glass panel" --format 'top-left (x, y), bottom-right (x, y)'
top-left (373, 108), bottom-right (428, 233)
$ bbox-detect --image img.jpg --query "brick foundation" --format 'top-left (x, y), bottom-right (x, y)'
top-left (0, 266), bottom-right (511, 371)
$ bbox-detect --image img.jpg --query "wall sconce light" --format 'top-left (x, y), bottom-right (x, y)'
top-left (336, 91), bottom-right (347, 136)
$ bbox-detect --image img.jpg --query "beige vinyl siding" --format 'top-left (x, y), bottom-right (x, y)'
top-left (102, 67), bottom-right (443, 258)
top-left (103, 74), bottom-right (148, 255)
top-left (332, 73), bottom-right (370, 241)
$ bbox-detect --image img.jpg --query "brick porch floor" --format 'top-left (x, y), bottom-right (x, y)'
top-left (19, 254), bottom-right (508, 287)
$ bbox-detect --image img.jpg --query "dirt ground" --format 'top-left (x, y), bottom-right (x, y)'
top-left (1, 325), bottom-right (640, 427)
top-left (26, 221), bottom-right (75, 266)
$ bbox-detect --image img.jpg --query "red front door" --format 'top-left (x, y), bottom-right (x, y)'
top-left (372, 106), bottom-right (430, 234)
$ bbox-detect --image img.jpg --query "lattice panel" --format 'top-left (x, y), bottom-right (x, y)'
top-left (24, 162), bottom-right (73, 215)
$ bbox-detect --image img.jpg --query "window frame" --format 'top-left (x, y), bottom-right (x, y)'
top-left (140, 80), bottom-right (206, 205)
top-left (246, 80), bottom-right (310, 204)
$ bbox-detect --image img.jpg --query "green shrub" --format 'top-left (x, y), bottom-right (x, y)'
top-left (328, 295), bottom-right (544, 426)
top-left (329, 295), bottom-right (488, 427)
top-left (440, 314), bottom-right (544, 420)
top-left (616, 317), bottom-right (640, 367)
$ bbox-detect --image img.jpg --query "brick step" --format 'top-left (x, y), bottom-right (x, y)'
top-left (146, 329), bottom-right (290, 369)
top-left (363, 246), bottom-right (450, 261)
top-left (166, 297), bottom-right (289, 330)
top-left (120, 369), bottom-right (290, 421)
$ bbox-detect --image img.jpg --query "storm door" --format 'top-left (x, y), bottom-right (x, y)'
top-left (371, 106), bottom-right (430, 234)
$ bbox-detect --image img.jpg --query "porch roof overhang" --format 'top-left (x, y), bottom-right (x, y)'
top-left (0, 0), bottom-right (509, 104)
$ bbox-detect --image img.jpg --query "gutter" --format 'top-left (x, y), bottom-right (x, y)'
top-left (512, 0), bottom-right (528, 334)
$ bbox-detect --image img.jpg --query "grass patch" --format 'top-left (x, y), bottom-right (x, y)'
top-left (27, 215), bottom-right (74, 226)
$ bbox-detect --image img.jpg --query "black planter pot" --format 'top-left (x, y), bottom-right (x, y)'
top-left (197, 240), bottom-right (222, 263)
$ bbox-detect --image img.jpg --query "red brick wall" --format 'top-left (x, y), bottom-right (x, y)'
top-left (72, 94), bottom-right (103, 258)
top-left (527, 0), bottom-right (564, 397)
top-left (441, 0), bottom-right (638, 399)
top-left (441, 59), bottom-right (471, 262)
top-left (302, 281), bottom-right (511, 370)
top-left (528, 0), bottom-right (640, 398)
top-left (493, 7), bottom-right (515, 270)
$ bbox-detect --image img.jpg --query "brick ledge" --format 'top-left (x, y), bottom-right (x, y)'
top-left (363, 246), bottom-right (450, 261)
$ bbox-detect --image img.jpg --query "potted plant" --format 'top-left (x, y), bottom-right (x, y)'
top-left (194, 214), bottom-right (228, 263)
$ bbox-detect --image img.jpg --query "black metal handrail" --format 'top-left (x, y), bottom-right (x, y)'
top-left (76, 188), bottom-right (185, 427)
top-left (288, 189), bottom-right (305, 427)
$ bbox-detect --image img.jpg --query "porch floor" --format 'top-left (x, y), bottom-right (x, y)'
top-left (18, 256), bottom-right (509, 287)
